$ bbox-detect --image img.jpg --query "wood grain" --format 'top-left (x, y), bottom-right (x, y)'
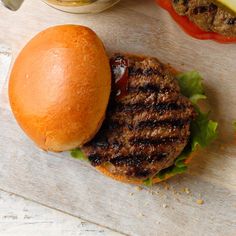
top-left (0, 0), bottom-right (235, 235)
top-left (0, 190), bottom-right (123, 236)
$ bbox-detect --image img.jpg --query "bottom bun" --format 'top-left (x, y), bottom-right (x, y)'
top-left (95, 153), bottom-right (196, 185)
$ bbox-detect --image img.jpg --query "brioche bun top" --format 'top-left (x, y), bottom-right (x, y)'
top-left (9, 25), bottom-right (111, 152)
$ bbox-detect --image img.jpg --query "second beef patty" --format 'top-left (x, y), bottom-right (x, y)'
top-left (172, 0), bottom-right (236, 37)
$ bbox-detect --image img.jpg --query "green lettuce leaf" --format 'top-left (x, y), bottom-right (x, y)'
top-left (144, 71), bottom-right (218, 183)
top-left (143, 178), bottom-right (153, 186)
top-left (156, 165), bottom-right (187, 180)
top-left (190, 110), bottom-right (218, 151)
top-left (176, 71), bottom-right (206, 104)
top-left (71, 148), bottom-right (87, 161)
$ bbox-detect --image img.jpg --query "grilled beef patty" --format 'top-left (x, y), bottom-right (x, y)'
top-left (172, 0), bottom-right (236, 36)
top-left (82, 54), bottom-right (196, 179)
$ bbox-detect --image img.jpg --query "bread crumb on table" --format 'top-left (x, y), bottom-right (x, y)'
top-left (161, 182), bottom-right (170, 190)
top-left (184, 188), bottom-right (190, 194)
top-left (196, 199), bottom-right (204, 205)
top-left (135, 186), bottom-right (143, 191)
top-left (162, 204), bottom-right (168, 208)
top-left (138, 213), bottom-right (145, 217)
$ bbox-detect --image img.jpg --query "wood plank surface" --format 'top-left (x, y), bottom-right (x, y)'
top-left (0, 0), bottom-right (235, 235)
top-left (0, 190), bottom-right (123, 236)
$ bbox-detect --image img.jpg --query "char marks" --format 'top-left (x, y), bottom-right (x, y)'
top-left (82, 54), bottom-right (196, 179)
top-left (136, 118), bottom-right (189, 129)
top-left (172, 0), bottom-right (236, 37)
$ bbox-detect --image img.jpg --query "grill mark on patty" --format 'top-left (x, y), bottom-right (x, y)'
top-left (193, 5), bottom-right (208, 14)
top-left (192, 3), bottom-right (217, 15)
top-left (128, 83), bottom-right (175, 94)
top-left (107, 118), bottom-right (190, 130)
top-left (128, 67), bottom-right (162, 77)
top-left (227, 18), bottom-right (236, 25)
top-left (111, 108), bottom-right (195, 124)
top-left (119, 88), bottom-right (180, 106)
top-left (173, 0), bottom-right (189, 4)
top-left (89, 154), bottom-right (103, 166)
top-left (91, 129), bottom-right (189, 152)
top-left (131, 169), bottom-right (151, 178)
top-left (115, 102), bottom-right (187, 113)
top-left (91, 140), bottom-right (109, 148)
top-left (130, 137), bottom-right (184, 145)
top-left (128, 83), bottom-right (160, 93)
top-left (110, 153), bottom-right (168, 166)
top-left (108, 120), bottom-right (123, 130)
top-left (136, 118), bottom-right (190, 129)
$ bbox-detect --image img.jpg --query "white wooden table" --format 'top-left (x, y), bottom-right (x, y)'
top-left (0, 190), bottom-right (122, 236)
top-left (0, 0), bottom-right (235, 235)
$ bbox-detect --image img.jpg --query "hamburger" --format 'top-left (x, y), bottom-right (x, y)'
top-left (9, 25), bottom-right (218, 185)
top-left (75, 54), bottom-right (218, 185)
top-left (156, 0), bottom-right (236, 43)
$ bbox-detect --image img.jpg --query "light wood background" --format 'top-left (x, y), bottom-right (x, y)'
top-left (0, 0), bottom-right (235, 235)
top-left (0, 190), bottom-right (121, 236)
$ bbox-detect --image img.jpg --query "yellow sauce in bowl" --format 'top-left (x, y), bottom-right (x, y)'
top-left (45, 0), bottom-right (96, 6)
top-left (43, 0), bottom-right (120, 13)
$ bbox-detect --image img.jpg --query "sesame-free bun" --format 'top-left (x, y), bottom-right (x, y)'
top-left (9, 25), bottom-right (111, 152)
